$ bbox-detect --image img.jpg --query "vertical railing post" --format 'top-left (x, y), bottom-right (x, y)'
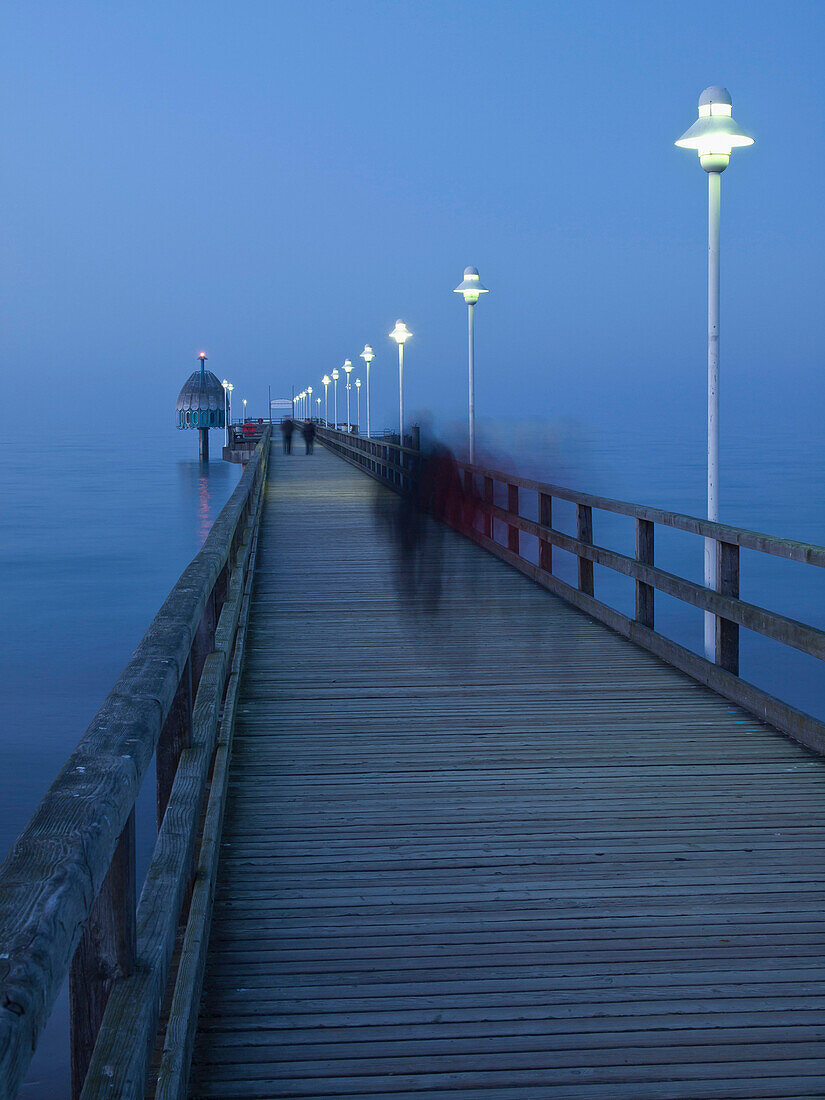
top-left (483, 476), bottom-right (494, 539)
top-left (715, 540), bottom-right (740, 674)
top-left (576, 503), bottom-right (594, 596)
top-left (635, 518), bottom-right (655, 628)
top-left (156, 657), bottom-right (193, 827)
top-left (191, 588), bottom-right (217, 690)
top-left (69, 810), bottom-right (136, 1099)
top-left (539, 493), bottom-right (553, 573)
top-left (463, 470), bottom-right (474, 531)
top-left (507, 484), bottom-right (520, 554)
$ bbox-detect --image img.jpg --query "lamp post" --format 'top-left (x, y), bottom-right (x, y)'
top-left (243, 398), bottom-right (247, 422)
top-left (676, 86), bottom-right (753, 661)
top-left (360, 345), bottom-right (375, 438)
top-left (321, 374), bottom-right (332, 424)
top-left (389, 320), bottom-right (412, 443)
top-left (316, 397), bottom-right (321, 420)
top-left (307, 386), bottom-right (313, 420)
top-left (227, 383), bottom-right (234, 429)
top-left (454, 266), bottom-right (490, 464)
top-left (331, 368), bottom-right (340, 428)
top-left (343, 360), bottom-right (353, 432)
top-left (355, 378), bottom-right (361, 431)
top-left (222, 379), bottom-right (230, 445)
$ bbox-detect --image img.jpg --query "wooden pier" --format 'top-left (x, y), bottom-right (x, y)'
top-left (1, 427), bottom-right (825, 1098)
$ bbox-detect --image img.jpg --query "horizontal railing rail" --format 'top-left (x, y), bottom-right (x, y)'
top-left (319, 427), bottom-right (825, 757)
top-left (0, 427), bottom-right (271, 1099)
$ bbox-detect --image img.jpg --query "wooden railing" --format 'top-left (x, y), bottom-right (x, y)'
top-left (0, 428), bottom-right (270, 1099)
top-left (319, 426), bottom-right (825, 758)
top-left (317, 424), bottom-right (421, 493)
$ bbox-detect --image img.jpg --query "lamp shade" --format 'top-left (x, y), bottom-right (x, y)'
top-left (454, 265), bottom-right (490, 304)
top-left (360, 345), bottom-right (375, 363)
top-left (390, 320), bottom-right (412, 344)
top-left (676, 86), bottom-right (753, 171)
top-left (343, 359), bottom-right (353, 373)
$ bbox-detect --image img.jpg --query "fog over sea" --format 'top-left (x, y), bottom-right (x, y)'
top-left (4, 407), bottom-right (825, 1095)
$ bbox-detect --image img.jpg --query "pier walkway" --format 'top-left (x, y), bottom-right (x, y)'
top-left (187, 443), bottom-right (825, 1099)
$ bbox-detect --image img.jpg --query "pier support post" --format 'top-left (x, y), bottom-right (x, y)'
top-left (69, 810), bottom-right (136, 1099)
top-left (539, 493), bottom-right (553, 574)
top-left (577, 504), bottom-right (594, 596)
top-left (715, 541), bottom-right (740, 674)
top-left (635, 519), bottom-right (655, 628)
top-left (198, 428), bottom-right (209, 462)
top-left (507, 484), bottom-right (520, 554)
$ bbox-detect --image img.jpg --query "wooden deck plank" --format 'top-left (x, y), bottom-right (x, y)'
top-left (188, 442), bottom-right (825, 1099)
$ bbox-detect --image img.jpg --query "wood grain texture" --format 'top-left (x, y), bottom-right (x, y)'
top-left (188, 444), bottom-right (825, 1099)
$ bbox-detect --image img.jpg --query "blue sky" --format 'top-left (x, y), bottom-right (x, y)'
top-left (2, 0), bottom-right (823, 442)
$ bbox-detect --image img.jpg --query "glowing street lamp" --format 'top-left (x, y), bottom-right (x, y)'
top-left (316, 397), bottom-right (321, 419)
top-left (389, 320), bottom-right (412, 442)
top-left (360, 345), bottom-right (375, 438)
top-left (222, 379), bottom-right (231, 444)
top-left (454, 265), bottom-right (490, 464)
top-left (331, 368), bottom-right (340, 428)
top-left (343, 359), bottom-right (353, 432)
top-left (322, 374), bottom-right (331, 425)
top-left (242, 397), bottom-right (247, 421)
top-left (355, 378), bottom-right (362, 431)
top-left (307, 386), bottom-right (313, 420)
top-left (676, 85), bottom-right (753, 660)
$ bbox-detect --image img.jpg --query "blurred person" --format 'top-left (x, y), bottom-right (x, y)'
top-left (303, 418), bottom-right (316, 454)
top-left (280, 417), bottom-right (294, 454)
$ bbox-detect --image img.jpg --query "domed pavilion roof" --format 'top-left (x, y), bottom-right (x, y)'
top-left (176, 368), bottom-right (225, 412)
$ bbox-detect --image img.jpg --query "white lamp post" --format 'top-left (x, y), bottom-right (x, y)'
top-left (343, 360), bottom-right (353, 432)
top-left (454, 266), bottom-right (489, 464)
top-left (331, 368), bottom-right (340, 428)
top-left (389, 320), bottom-right (412, 442)
top-left (222, 379), bottom-right (230, 445)
top-left (307, 386), bottom-right (313, 420)
top-left (322, 375), bottom-right (331, 425)
top-left (676, 85), bottom-right (753, 660)
top-left (360, 345), bottom-right (375, 438)
top-left (355, 378), bottom-right (361, 431)
top-left (316, 397), bottom-right (321, 419)
top-left (242, 398), bottom-right (247, 421)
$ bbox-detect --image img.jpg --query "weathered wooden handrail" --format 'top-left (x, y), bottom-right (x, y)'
top-left (0, 427), bottom-right (270, 1098)
top-left (320, 428), bottom-right (825, 757)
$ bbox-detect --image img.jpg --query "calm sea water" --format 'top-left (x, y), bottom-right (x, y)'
top-left (3, 415), bottom-right (825, 1095)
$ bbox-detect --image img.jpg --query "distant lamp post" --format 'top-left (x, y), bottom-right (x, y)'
top-left (676, 85), bottom-right (753, 661)
top-left (322, 375), bottom-right (331, 425)
top-left (343, 360), bottom-right (353, 431)
top-left (307, 386), bottom-right (313, 419)
top-left (360, 345), bottom-right (375, 438)
top-left (355, 378), bottom-right (362, 431)
top-left (222, 379), bottom-right (230, 445)
top-left (227, 383), bottom-right (234, 428)
top-left (454, 265), bottom-right (490, 464)
top-left (316, 397), bottom-right (321, 419)
top-left (331, 368), bottom-right (340, 428)
top-left (242, 398), bottom-right (247, 421)
top-left (389, 320), bottom-right (412, 442)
